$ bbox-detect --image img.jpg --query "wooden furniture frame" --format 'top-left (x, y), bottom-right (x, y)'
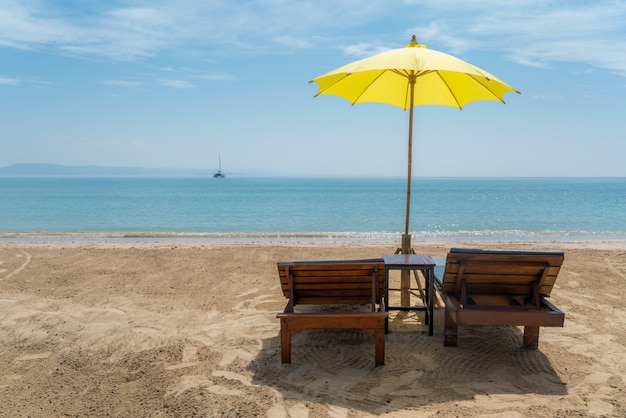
top-left (383, 253), bottom-right (436, 335)
top-left (277, 259), bottom-right (387, 366)
top-left (434, 248), bottom-right (565, 348)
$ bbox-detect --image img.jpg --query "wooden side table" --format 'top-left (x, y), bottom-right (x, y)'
top-left (383, 253), bottom-right (435, 335)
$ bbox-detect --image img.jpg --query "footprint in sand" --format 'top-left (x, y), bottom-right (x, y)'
top-left (163, 346), bottom-right (212, 371)
top-left (132, 326), bottom-right (160, 333)
top-left (607, 260), bottom-right (626, 281)
top-left (219, 348), bottom-right (255, 366)
top-left (212, 370), bottom-right (252, 386)
top-left (266, 403), bottom-right (313, 418)
top-left (368, 370), bottom-right (424, 397)
top-left (164, 362), bottom-right (202, 371)
top-left (207, 385), bottom-right (242, 396)
top-left (166, 375), bottom-right (214, 396)
top-left (15, 352), bottom-right (53, 361)
top-left (102, 307), bottom-right (126, 315)
top-left (167, 373), bottom-right (245, 397)
top-left (181, 346), bottom-right (199, 363)
top-left (236, 288), bottom-right (260, 298)
top-left (233, 293), bottom-right (280, 311)
top-left (161, 345), bottom-right (202, 371)
top-left (287, 403), bottom-right (309, 418)
top-left (266, 405), bottom-right (288, 418)
top-left (1, 250), bottom-right (32, 280)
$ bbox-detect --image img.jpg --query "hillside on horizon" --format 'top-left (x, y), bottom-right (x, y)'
top-left (0, 163), bottom-right (212, 177)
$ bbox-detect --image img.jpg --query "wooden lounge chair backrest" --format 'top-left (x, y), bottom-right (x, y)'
top-left (439, 248), bottom-right (564, 308)
top-left (276, 258), bottom-right (388, 365)
top-left (277, 259), bottom-right (385, 310)
top-left (435, 248), bottom-right (566, 348)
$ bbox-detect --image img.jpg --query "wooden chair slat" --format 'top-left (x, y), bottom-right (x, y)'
top-left (276, 258), bottom-right (387, 366)
top-left (435, 248), bottom-right (565, 349)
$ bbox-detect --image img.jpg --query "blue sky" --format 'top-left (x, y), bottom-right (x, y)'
top-left (1, 0), bottom-right (625, 177)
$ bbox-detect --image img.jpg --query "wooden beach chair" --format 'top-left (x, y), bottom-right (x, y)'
top-left (276, 259), bottom-right (388, 366)
top-left (434, 248), bottom-right (565, 348)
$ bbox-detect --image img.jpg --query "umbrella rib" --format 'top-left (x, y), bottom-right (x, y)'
top-left (310, 74), bottom-right (350, 97)
top-left (433, 71), bottom-right (463, 109)
top-left (466, 74), bottom-right (509, 104)
top-left (433, 71), bottom-right (516, 109)
top-left (390, 69), bottom-right (413, 110)
top-left (349, 70), bottom-right (396, 105)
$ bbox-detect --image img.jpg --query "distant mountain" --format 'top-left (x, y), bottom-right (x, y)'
top-left (0, 163), bottom-right (212, 177)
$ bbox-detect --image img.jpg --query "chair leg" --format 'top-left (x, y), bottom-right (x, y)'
top-left (443, 308), bottom-right (458, 347)
top-left (374, 329), bottom-right (385, 366)
top-left (523, 326), bottom-right (540, 349)
top-left (280, 328), bottom-right (292, 363)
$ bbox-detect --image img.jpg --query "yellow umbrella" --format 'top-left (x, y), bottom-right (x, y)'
top-left (311, 36), bottom-right (520, 252)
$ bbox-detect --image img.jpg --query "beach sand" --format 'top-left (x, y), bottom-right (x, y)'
top-left (1, 241), bottom-right (625, 417)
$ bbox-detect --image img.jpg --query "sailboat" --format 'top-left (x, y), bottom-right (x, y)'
top-left (213, 153), bottom-right (225, 178)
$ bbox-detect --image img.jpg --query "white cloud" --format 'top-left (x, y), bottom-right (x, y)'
top-left (157, 79), bottom-right (194, 89)
top-left (0, 3), bottom-right (73, 48)
top-left (0, 74), bottom-right (56, 88)
top-left (0, 2), bottom-right (180, 59)
top-left (342, 42), bottom-right (393, 58)
top-left (192, 72), bottom-right (237, 81)
top-left (2, 0), bottom-right (626, 76)
top-left (102, 80), bottom-right (143, 87)
top-left (0, 75), bottom-right (20, 85)
top-left (532, 94), bottom-right (564, 102)
top-left (486, 5), bottom-right (624, 55)
top-left (406, 1), bottom-right (626, 75)
top-left (0, 1), bottom-right (392, 59)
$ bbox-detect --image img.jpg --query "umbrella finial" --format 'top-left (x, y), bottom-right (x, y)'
top-left (406, 35), bottom-right (426, 49)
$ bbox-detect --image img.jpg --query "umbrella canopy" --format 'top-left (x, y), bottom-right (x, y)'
top-left (310, 36), bottom-right (520, 242)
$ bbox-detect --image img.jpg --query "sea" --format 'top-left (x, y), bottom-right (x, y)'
top-left (1, 177), bottom-right (625, 243)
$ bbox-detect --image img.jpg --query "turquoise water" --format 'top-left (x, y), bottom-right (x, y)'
top-left (1, 177), bottom-right (625, 242)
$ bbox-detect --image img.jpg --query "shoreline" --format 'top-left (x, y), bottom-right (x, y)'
top-left (1, 238), bottom-right (625, 251)
top-left (2, 231), bottom-right (626, 248)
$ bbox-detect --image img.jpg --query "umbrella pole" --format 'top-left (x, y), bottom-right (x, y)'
top-left (400, 77), bottom-right (416, 305)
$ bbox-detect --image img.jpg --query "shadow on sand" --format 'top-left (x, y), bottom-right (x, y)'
top-left (247, 309), bottom-right (566, 415)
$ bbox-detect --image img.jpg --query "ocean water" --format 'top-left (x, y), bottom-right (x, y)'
top-left (1, 177), bottom-right (625, 242)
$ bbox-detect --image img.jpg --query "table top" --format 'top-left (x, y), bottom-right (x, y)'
top-left (382, 253), bottom-right (435, 267)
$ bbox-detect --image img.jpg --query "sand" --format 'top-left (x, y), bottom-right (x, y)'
top-left (1, 240), bottom-right (625, 417)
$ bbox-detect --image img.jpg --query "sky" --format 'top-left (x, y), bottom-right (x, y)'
top-left (1, 0), bottom-right (626, 177)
